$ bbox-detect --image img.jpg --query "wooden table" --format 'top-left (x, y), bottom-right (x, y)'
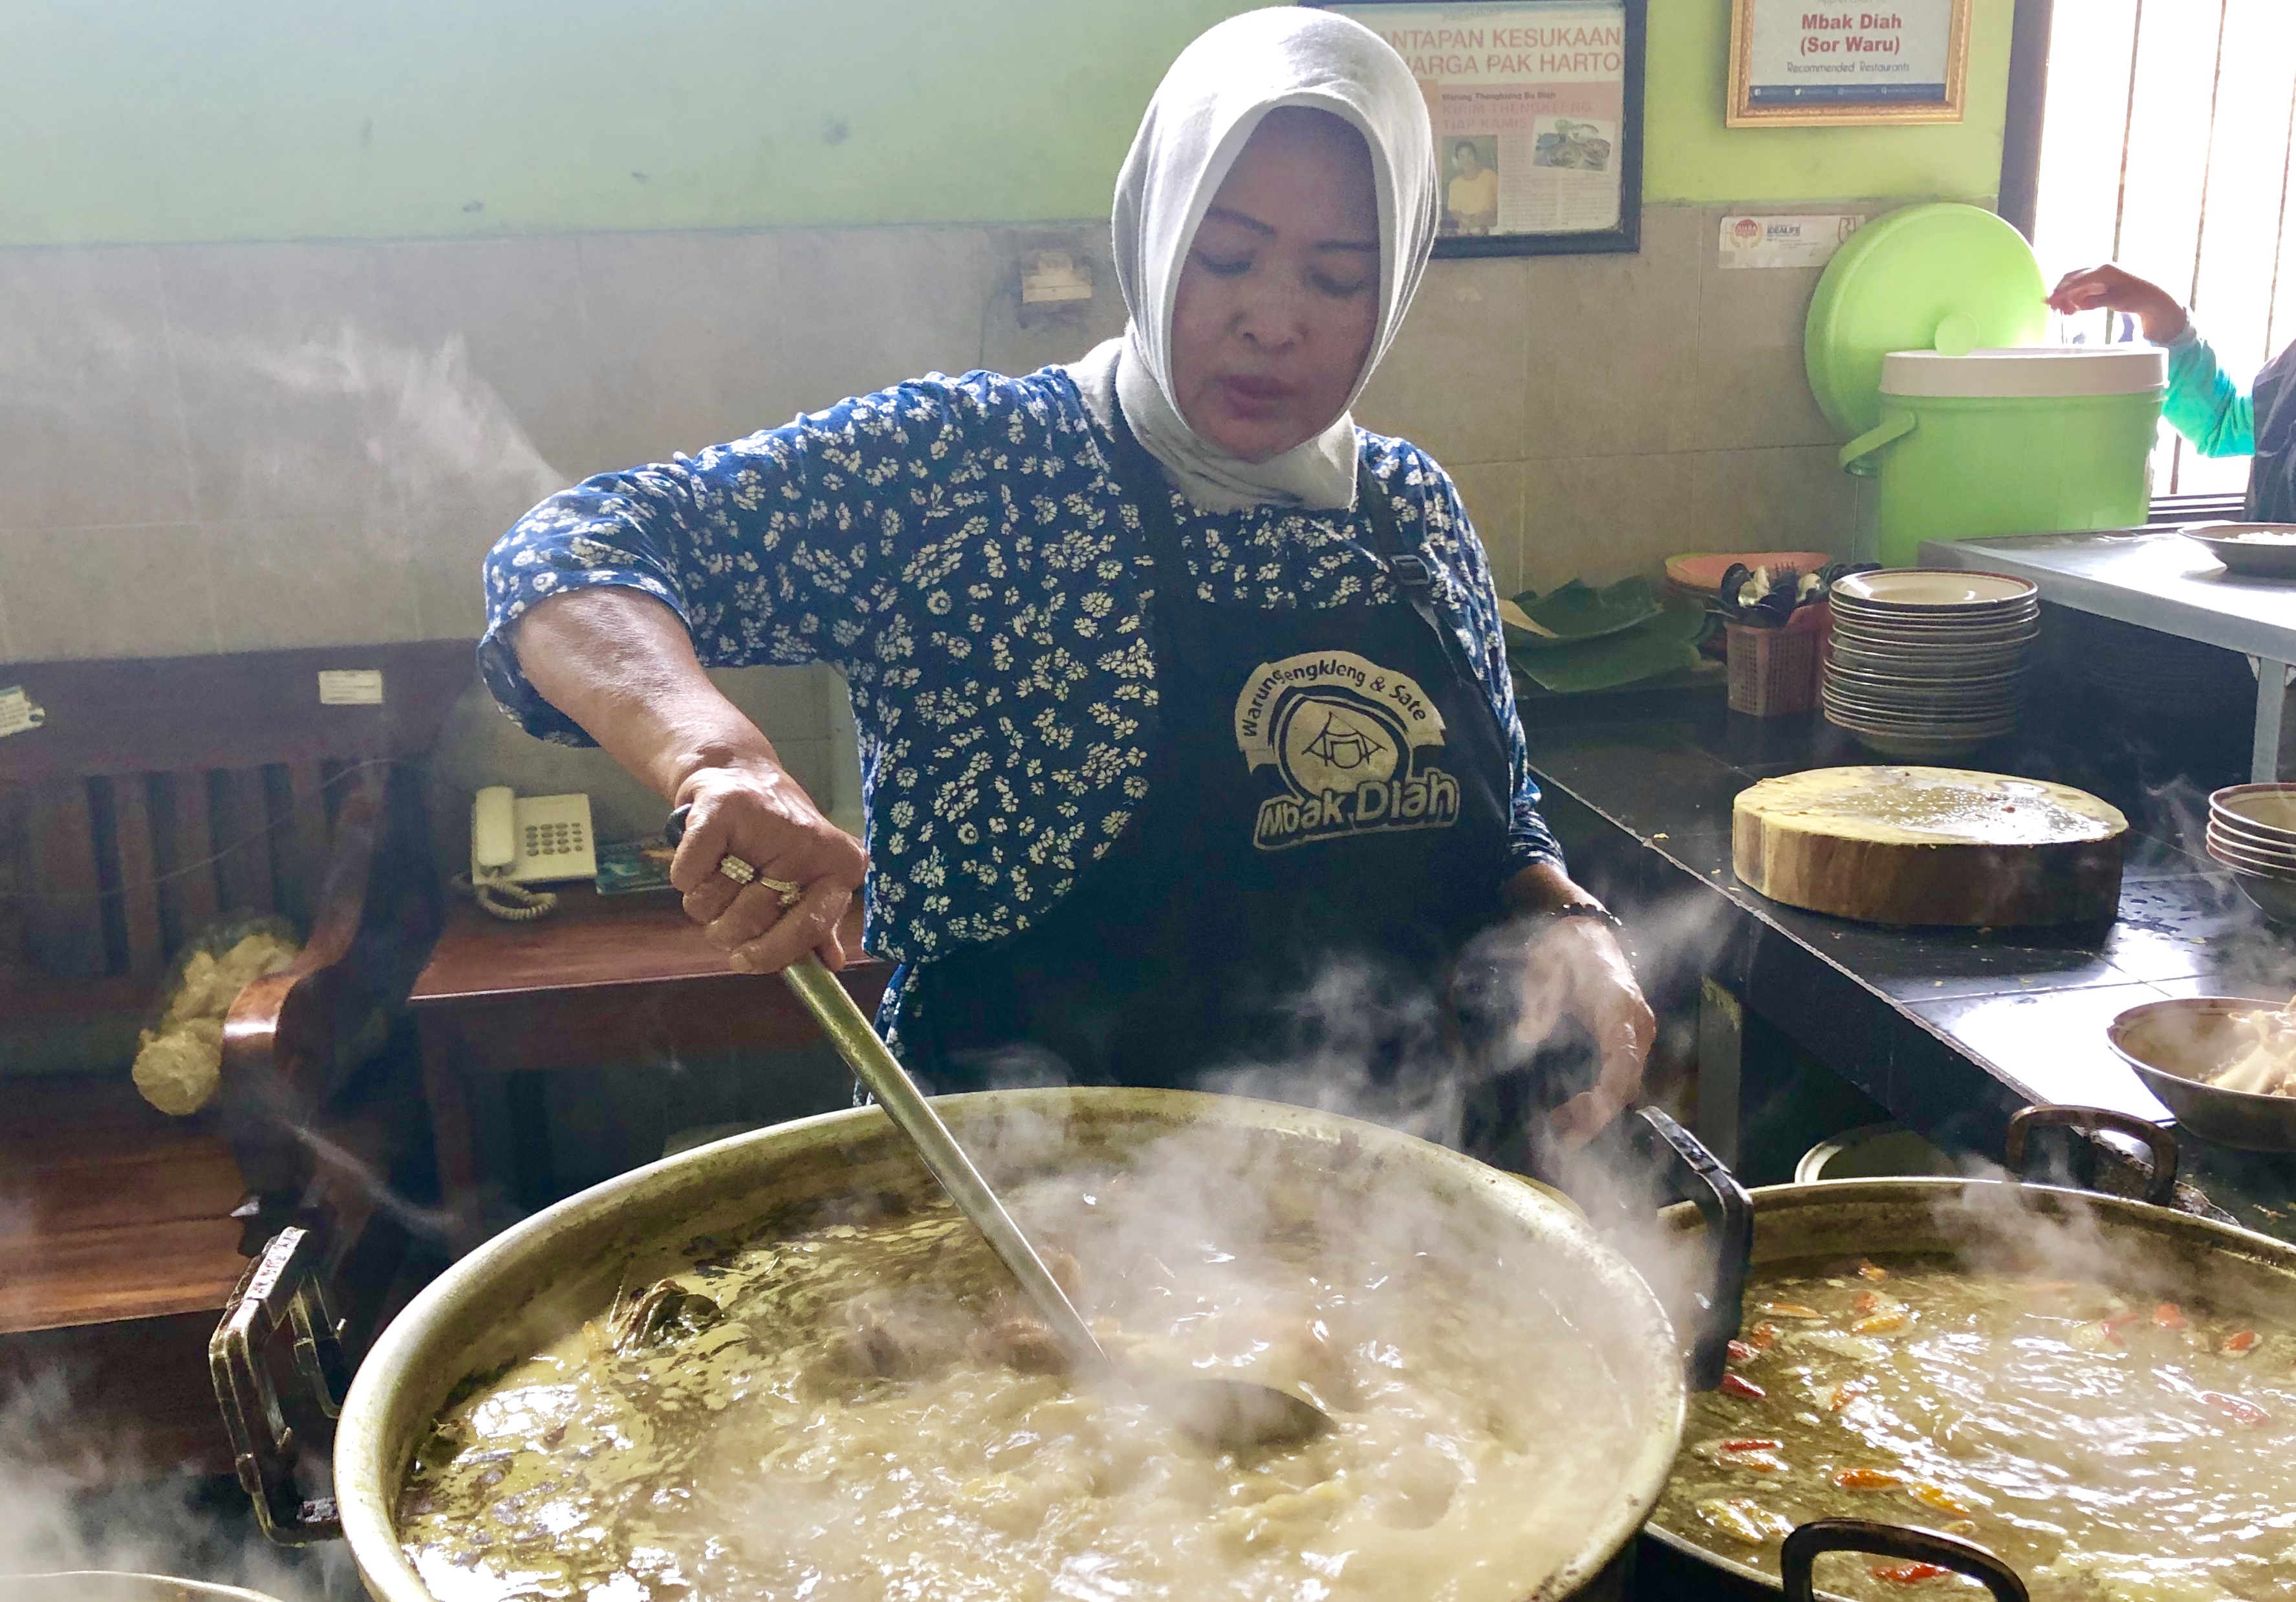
top-left (408, 884), bottom-right (889, 1248)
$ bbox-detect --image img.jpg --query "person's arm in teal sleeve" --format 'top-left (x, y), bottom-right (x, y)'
top-left (2161, 323), bottom-right (2255, 457)
top-left (2048, 263), bottom-right (2253, 458)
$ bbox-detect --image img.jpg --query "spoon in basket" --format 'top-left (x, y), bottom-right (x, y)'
top-left (664, 806), bottom-right (1333, 1453)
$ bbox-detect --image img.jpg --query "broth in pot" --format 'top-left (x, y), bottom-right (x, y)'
top-left (1654, 1253), bottom-right (2296, 1601)
top-left (395, 1116), bottom-right (1667, 1602)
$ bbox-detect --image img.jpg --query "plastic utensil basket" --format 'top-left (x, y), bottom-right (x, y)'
top-left (1727, 615), bottom-right (1823, 717)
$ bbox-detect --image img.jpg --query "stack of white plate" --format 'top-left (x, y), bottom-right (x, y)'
top-left (1822, 570), bottom-right (2041, 759)
top-left (2059, 608), bottom-right (2252, 715)
top-left (2207, 784), bottom-right (2296, 925)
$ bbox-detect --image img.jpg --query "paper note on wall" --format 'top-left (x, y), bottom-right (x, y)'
top-left (0, 685), bottom-right (47, 739)
top-left (318, 669), bottom-right (385, 706)
top-left (1720, 213), bottom-right (1864, 269)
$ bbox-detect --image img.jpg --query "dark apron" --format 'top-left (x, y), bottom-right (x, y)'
top-left (898, 407), bottom-right (1520, 1111)
top-left (2247, 336), bottom-right (2296, 524)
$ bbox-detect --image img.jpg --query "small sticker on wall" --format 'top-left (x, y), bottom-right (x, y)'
top-left (0, 685), bottom-right (45, 739)
top-left (1720, 213), bottom-right (1864, 269)
top-left (318, 669), bottom-right (385, 706)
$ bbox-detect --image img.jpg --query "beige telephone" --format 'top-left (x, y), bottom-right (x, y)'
top-left (468, 786), bottom-right (597, 920)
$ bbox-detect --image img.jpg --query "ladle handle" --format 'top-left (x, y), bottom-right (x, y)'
top-left (665, 806), bottom-right (1107, 1378)
top-left (2005, 1103), bottom-right (2179, 1206)
top-left (779, 954), bottom-right (1107, 1375)
top-left (1781, 1520), bottom-right (2029, 1602)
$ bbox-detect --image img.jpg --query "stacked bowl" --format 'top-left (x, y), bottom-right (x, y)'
top-left (2207, 784), bottom-right (2296, 925)
top-left (1822, 570), bottom-right (2041, 759)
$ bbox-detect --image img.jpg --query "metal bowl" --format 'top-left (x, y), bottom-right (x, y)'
top-left (2222, 861), bottom-right (2296, 927)
top-left (2180, 522), bottom-right (2296, 579)
top-left (2108, 996), bottom-right (2296, 1151)
top-left (1795, 1121), bottom-right (1958, 1184)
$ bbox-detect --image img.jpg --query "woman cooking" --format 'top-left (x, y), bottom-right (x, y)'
top-left (482, 9), bottom-right (1653, 1153)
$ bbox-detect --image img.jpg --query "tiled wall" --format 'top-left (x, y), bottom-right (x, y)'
top-left (0, 201), bottom-right (1900, 754)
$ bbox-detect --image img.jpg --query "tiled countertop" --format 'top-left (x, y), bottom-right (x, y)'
top-left (1522, 692), bottom-right (2296, 1239)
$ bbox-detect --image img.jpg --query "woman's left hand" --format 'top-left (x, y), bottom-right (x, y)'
top-left (1505, 867), bottom-right (1655, 1148)
top-left (1531, 918), bottom-right (1655, 1147)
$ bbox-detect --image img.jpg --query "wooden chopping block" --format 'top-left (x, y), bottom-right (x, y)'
top-left (1733, 766), bottom-right (2127, 926)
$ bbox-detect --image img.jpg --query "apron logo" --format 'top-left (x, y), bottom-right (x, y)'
top-left (1233, 651), bottom-right (1457, 851)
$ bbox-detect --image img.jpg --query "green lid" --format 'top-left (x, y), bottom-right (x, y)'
top-left (1804, 203), bottom-right (2049, 437)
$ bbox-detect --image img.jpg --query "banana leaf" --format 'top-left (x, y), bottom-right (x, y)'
top-left (1508, 592), bottom-right (1707, 695)
top-left (1502, 578), bottom-right (1663, 651)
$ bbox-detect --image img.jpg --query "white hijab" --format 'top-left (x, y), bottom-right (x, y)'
top-left (1068, 6), bottom-right (1438, 513)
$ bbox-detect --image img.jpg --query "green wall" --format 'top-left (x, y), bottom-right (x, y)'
top-left (0, 1), bottom-right (2011, 247)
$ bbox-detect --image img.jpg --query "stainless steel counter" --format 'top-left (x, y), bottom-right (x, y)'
top-left (1923, 528), bottom-right (2296, 781)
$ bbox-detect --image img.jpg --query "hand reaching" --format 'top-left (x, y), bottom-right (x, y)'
top-left (2046, 264), bottom-right (2189, 344)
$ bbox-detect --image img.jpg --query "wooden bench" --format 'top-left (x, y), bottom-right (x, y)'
top-left (0, 641), bottom-right (473, 1477)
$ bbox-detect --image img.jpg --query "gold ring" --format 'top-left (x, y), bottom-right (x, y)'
top-left (715, 854), bottom-right (801, 908)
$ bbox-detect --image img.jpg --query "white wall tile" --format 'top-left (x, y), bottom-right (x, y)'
top-left (1520, 204), bottom-right (1704, 460)
top-left (160, 243), bottom-right (404, 525)
top-left (1445, 459), bottom-right (1526, 599)
top-left (0, 524), bottom-right (221, 661)
top-left (0, 247), bottom-right (195, 532)
top-left (1517, 452), bottom-right (1705, 596)
top-left (0, 204), bottom-right (1888, 668)
top-left (208, 514), bottom-right (423, 651)
top-left (1358, 254), bottom-right (1531, 468)
top-left (369, 235), bottom-right (609, 488)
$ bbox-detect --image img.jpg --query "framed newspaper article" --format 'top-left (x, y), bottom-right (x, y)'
top-left (1727, 0), bottom-right (1971, 126)
top-left (1321, 0), bottom-right (1646, 257)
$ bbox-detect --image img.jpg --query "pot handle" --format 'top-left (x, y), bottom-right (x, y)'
top-left (1632, 1105), bottom-right (1751, 1392)
top-left (2004, 1103), bottom-right (2178, 1206)
top-left (1837, 410), bottom-right (1916, 477)
top-left (210, 1224), bottom-right (348, 1544)
top-left (1781, 1520), bottom-right (2030, 1602)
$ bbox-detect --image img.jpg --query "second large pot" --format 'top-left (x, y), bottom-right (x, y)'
top-left (1638, 1112), bottom-right (2296, 1597)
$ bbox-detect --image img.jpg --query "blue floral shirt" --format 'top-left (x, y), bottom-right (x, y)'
top-left (481, 365), bottom-right (1560, 1005)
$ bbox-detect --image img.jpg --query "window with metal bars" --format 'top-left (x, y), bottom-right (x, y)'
top-left (2003, 0), bottom-right (2296, 519)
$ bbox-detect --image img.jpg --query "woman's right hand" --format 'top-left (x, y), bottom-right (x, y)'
top-left (668, 759), bottom-right (869, 974)
top-left (2046, 263), bottom-right (2189, 344)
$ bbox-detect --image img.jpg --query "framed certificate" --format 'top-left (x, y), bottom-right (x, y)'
top-left (1728, 0), bottom-right (1971, 126)
top-left (1318, 0), bottom-right (1647, 257)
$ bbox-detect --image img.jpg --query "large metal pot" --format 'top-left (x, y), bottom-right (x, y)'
top-left (1637, 1107), bottom-right (2296, 1597)
top-left (321, 1088), bottom-right (1692, 1601)
top-left (1, 1577), bottom-right (285, 1602)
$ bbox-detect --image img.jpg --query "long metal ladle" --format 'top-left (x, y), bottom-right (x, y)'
top-left (665, 808), bottom-right (1332, 1451)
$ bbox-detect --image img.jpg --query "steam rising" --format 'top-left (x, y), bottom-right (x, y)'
top-left (163, 321), bottom-right (567, 515)
top-left (0, 1371), bottom-right (345, 1599)
top-left (2, 305), bottom-right (563, 1594)
top-left (401, 1100), bottom-right (1675, 1602)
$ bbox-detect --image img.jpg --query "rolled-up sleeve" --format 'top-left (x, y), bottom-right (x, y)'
top-left (477, 385), bottom-right (943, 742)
top-left (1429, 473), bottom-right (1565, 878)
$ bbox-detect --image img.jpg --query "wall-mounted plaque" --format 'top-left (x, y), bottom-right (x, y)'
top-left (1728, 0), bottom-right (1971, 126)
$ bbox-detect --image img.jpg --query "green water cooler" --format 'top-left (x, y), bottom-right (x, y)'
top-left (1806, 204), bottom-right (2167, 566)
